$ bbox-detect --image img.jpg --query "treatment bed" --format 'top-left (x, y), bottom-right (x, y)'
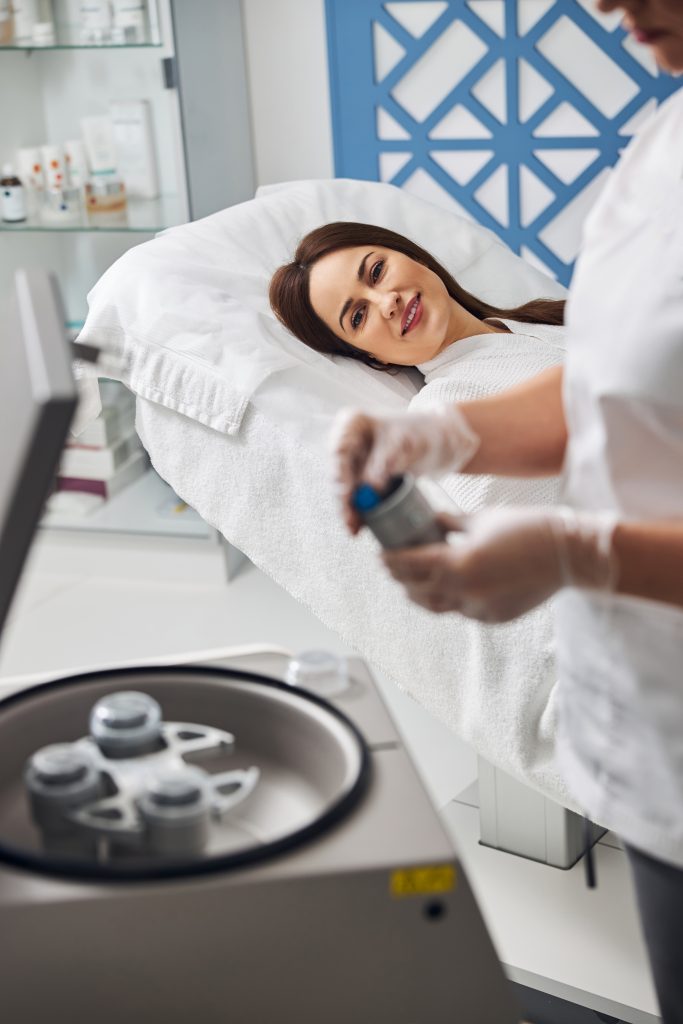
top-left (76, 178), bottom-right (577, 827)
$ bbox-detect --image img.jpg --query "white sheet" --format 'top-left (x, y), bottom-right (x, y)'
top-left (80, 178), bottom-right (573, 805)
top-left (136, 346), bottom-right (575, 811)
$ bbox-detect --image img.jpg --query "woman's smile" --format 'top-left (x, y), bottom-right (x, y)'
top-left (401, 294), bottom-right (422, 335)
top-left (307, 245), bottom-right (469, 365)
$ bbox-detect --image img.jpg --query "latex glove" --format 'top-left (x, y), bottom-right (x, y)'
top-left (381, 506), bottom-right (619, 623)
top-left (331, 406), bottom-right (480, 533)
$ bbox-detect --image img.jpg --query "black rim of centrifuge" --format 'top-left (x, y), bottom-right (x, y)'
top-left (0, 664), bottom-right (372, 883)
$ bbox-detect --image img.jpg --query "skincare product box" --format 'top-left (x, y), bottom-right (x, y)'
top-left (59, 430), bottom-right (142, 480)
top-left (0, 2), bottom-right (13, 45)
top-left (111, 0), bottom-right (148, 44)
top-left (79, 0), bottom-right (112, 44)
top-left (109, 100), bottom-right (159, 199)
top-left (81, 116), bottom-right (117, 175)
top-left (66, 402), bottom-right (131, 449)
top-left (40, 185), bottom-right (82, 224)
top-left (13, 0), bottom-right (55, 45)
top-left (57, 448), bottom-right (149, 500)
top-left (84, 174), bottom-right (127, 221)
top-left (66, 381), bottom-right (135, 448)
top-left (43, 491), bottom-right (105, 521)
top-left (12, 0), bottom-right (37, 42)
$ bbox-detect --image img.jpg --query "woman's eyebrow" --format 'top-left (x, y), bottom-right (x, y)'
top-left (339, 251), bottom-right (375, 332)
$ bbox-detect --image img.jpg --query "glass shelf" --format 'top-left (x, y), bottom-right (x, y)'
top-left (0, 26), bottom-right (161, 49)
top-left (1, 195), bottom-right (187, 233)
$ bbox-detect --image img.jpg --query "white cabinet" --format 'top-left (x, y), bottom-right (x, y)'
top-left (1, 0), bottom-right (254, 565)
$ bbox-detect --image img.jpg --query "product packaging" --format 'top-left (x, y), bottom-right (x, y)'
top-left (40, 186), bottom-right (82, 224)
top-left (17, 147), bottom-right (44, 216)
top-left (80, 115), bottom-right (117, 174)
top-left (111, 0), bottom-right (147, 43)
top-left (84, 174), bottom-right (127, 224)
top-left (0, 1), bottom-right (13, 45)
top-left (33, 21), bottom-right (55, 45)
top-left (17, 147), bottom-right (44, 189)
top-left (109, 99), bottom-right (159, 198)
top-left (12, 0), bottom-right (37, 43)
top-left (32, 0), bottom-right (54, 43)
top-left (40, 143), bottom-right (65, 189)
top-left (79, 0), bottom-right (112, 44)
top-left (1, 164), bottom-right (27, 223)
top-left (65, 139), bottom-right (88, 188)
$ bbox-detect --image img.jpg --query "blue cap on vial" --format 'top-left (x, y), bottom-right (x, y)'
top-left (352, 483), bottom-right (382, 512)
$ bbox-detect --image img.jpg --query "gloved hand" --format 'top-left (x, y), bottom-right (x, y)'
top-left (381, 506), bottom-right (619, 623)
top-left (331, 406), bottom-right (480, 533)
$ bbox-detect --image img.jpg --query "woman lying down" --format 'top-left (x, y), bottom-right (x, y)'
top-left (267, 221), bottom-right (568, 801)
top-left (269, 221), bottom-right (566, 518)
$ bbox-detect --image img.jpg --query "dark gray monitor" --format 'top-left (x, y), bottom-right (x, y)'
top-left (0, 270), bottom-right (77, 641)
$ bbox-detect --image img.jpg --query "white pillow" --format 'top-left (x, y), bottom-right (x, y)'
top-left (78, 178), bottom-right (566, 437)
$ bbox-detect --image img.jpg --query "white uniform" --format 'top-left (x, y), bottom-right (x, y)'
top-left (557, 89), bottom-right (683, 867)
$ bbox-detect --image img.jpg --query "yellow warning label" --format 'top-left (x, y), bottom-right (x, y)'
top-left (390, 864), bottom-right (456, 898)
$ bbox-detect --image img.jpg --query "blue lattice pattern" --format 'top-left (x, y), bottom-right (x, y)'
top-left (325, 0), bottom-right (680, 285)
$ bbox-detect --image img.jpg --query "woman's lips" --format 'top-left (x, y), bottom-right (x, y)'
top-left (401, 294), bottom-right (423, 335)
top-left (632, 27), bottom-right (667, 44)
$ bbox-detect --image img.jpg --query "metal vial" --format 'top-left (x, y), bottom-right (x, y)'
top-left (352, 474), bottom-right (447, 549)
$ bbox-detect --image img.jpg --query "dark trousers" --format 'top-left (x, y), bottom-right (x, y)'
top-left (626, 843), bottom-right (683, 1024)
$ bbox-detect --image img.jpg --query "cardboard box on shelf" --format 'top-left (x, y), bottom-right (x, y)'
top-left (60, 430), bottom-right (142, 480)
top-left (56, 448), bottom-right (149, 500)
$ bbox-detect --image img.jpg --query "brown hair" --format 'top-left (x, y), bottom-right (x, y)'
top-left (269, 221), bottom-right (565, 371)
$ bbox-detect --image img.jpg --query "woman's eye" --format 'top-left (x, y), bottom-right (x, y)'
top-left (350, 307), bottom-right (364, 330)
top-left (370, 259), bottom-right (384, 283)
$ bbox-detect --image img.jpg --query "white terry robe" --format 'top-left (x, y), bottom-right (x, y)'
top-left (400, 317), bottom-right (571, 803)
top-left (413, 318), bottom-right (566, 513)
top-left (135, 316), bottom-right (575, 807)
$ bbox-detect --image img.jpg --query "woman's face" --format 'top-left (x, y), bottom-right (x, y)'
top-left (597, 0), bottom-right (683, 72)
top-left (308, 245), bottom-right (462, 366)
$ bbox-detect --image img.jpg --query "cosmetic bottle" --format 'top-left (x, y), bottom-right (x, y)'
top-left (84, 173), bottom-right (127, 224)
top-left (79, 0), bottom-right (111, 44)
top-left (65, 139), bottom-right (87, 188)
top-left (0, 1), bottom-right (13, 45)
top-left (12, 0), bottom-right (37, 43)
top-left (32, 0), bottom-right (54, 44)
top-left (352, 474), bottom-right (447, 549)
top-left (40, 186), bottom-right (82, 224)
top-left (17, 147), bottom-right (44, 216)
top-left (109, 99), bottom-right (159, 198)
top-left (81, 115), bottom-right (117, 175)
top-left (1, 164), bottom-right (27, 223)
top-left (40, 143), bottom-right (65, 189)
top-left (111, 0), bottom-right (147, 43)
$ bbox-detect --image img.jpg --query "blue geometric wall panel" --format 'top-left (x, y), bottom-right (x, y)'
top-left (325, 0), bottom-right (680, 285)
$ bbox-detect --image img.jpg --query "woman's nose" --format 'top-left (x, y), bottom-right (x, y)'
top-left (379, 290), bottom-right (400, 319)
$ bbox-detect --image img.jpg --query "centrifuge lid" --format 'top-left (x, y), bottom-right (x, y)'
top-left (0, 665), bottom-right (370, 881)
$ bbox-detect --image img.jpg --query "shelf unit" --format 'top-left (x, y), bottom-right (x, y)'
top-left (3, 0), bottom-right (255, 559)
top-left (0, 35), bottom-right (161, 50)
top-left (1, 193), bottom-right (186, 233)
top-left (42, 465), bottom-right (211, 540)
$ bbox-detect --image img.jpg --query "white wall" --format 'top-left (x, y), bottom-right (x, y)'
top-left (239, 0), bottom-right (663, 277)
top-left (242, 0), bottom-right (334, 187)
